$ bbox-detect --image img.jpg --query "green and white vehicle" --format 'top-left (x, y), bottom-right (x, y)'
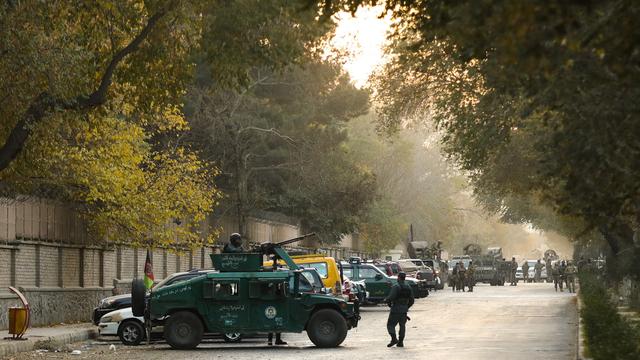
top-left (132, 235), bottom-right (360, 349)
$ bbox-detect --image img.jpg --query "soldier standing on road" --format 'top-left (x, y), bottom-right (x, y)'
top-left (564, 261), bottom-right (577, 293)
top-left (545, 259), bottom-right (553, 283)
top-left (521, 261), bottom-right (529, 283)
top-left (552, 262), bottom-right (563, 292)
top-left (451, 262), bottom-right (459, 292)
top-left (223, 233), bottom-right (244, 253)
top-left (457, 262), bottom-right (467, 292)
top-left (385, 272), bottom-right (414, 348)
top-left (560, 260), bottom-right (568, 290)
top-left (534, 259), bottom-right (543, 283)
top-left (466, 261), bottom-right (476, 292)
top-left (510, 257), bottom-right (518, 286)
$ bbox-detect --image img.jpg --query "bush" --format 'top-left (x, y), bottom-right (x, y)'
top-left (579, 273), bottom-right (640, 360)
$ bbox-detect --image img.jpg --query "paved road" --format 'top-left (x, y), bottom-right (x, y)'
top-left (10, 283), bottom-right (577, 360)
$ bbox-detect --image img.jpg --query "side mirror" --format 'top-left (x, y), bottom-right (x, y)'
top-left (375, 274), bottom-right (383, 280)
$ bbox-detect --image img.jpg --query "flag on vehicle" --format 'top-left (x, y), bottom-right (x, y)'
top-left (144, 250), bottom-right (154, 289)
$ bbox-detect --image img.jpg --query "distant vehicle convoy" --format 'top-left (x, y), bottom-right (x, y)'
top-left (96, 244), bottom-right (539, 347)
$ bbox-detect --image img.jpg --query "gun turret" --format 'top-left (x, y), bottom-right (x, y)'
top-left (258, 233), bottom-right (316, 255)
top-left (259, 233), bottom-right (316, 270)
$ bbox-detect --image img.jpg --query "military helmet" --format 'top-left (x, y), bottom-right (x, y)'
top-left (229, 233), bottom-right (242, 245)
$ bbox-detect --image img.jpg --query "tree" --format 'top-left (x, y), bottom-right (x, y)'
top-left (328, 0), bottom-right (640, 276)
top-left (186, 59), bottom-right (374, 243)
top-left (0, 0), bottom-right (333, 247)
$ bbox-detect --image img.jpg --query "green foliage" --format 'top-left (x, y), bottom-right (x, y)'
top-left (580, 273), bottom-right (640, 360)
top-left (358, 0), bottom-right (640, 269)
top-left (0, 0), bottom-right (333, 247)
top-left (186, 59), bottom-right (374, 243)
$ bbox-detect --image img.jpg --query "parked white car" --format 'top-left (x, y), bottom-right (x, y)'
top-left (98, 307), bottom-right (145, 346)
top-left (99, 307), bottom-right (243, 346)
top-left (516, 260), bottom-right (548, 282)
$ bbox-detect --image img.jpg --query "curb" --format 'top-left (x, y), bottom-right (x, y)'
top-left (576, 289), bottom-right (591, 360)
top-left (0, 327), bottom-right (97, 358)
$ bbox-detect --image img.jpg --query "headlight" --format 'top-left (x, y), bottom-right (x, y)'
top-left (100, 316), bottom-right (113, 323)
top-left (100, 299), bottom-right (115, 308)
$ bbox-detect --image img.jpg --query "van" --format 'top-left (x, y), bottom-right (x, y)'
top-left (264, 254), bottom-right (342, 294)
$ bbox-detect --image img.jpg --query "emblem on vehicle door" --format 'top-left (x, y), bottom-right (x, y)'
top-left (264, 306), bottom-right (277, 319)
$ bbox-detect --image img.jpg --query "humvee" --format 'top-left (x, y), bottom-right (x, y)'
top-left (132, 235), bottom-right (360, 349)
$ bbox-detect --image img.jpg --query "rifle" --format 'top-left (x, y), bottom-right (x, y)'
top-left (258, 233), bottom-right (316, 255)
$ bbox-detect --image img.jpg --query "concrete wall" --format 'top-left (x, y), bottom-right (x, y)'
top-left (0, 197), bottom-right (371, 329)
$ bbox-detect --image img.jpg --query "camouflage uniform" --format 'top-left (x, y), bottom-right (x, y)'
top-left (564, 262), bottom-right (577, 293)
top-left (522, 262), bottom-right (529, 282)
top-left (534, 260), bottom-right (543, 283)
top-left (552, 263), bottom-right (563, 292)
top-left (457, 263), bottom-right (467, 292)
top-left (451, 263), bottom-right (459, 292)
top-left (510, 258), bottom-right (518, 286)
top-left (466, 262), bottom-right (476, 292)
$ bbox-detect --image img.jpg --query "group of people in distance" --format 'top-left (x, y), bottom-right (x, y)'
top-left (450, 261), bottom-right (475, 292)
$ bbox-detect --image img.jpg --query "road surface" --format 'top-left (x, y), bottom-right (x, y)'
top-left (10, 283), bottom-right (578, 360)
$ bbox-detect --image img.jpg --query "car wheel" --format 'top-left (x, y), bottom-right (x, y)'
top-left (223, 332), bottom-right (242, 343)
top-left (307, 308), bottom-right (348, 348)
top-left (118, 320), bottom-right (145, 346)
top-left (131, 279), bottom-right (146, 317)
top-left (164, 311), bottom-right (203, 350)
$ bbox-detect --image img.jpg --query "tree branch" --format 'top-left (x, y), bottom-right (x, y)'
top-left (0, 3), bottom-right (174, 173)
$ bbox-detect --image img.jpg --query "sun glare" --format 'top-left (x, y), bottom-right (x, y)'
top-left (328, 6), bottom-right (392, 88)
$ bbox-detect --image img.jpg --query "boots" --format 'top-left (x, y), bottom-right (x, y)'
top-left (387, 336), bottom-right (398, 347)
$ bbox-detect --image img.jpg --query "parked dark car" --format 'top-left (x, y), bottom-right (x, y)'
top-left (340, 260), bottom-right (428, 303)
top-left (374, 261), bottom-right (402, 277)
top-left (92, 269), bottom-right (216, 325)
top-left (92, 294), bottom-right (131, 325)
top-left (422, 259), bottom-right (447, 290)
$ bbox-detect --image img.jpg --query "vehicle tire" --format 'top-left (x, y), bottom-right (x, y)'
top-left (164, 311), bottom-right (204, 350)
top-left (131, 279), bottom-right (146, 317)
top-left (223, 332), bottom-right (242, 343)
top-left (118, 320), bottom-right (145, 346)
top-left (307, 308), bottom-right (348, 348)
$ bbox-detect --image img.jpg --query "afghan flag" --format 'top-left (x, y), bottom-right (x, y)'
top-left (144, 250), bottom-right (154, 289)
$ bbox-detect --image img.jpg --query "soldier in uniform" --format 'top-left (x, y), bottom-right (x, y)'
top-left (385, 272), bottom-right (414, 347)
top-left (564, 261), bottom-right (577, 293)
top-left (457, 262), bottom-right (467, 292)
top-left (223, 233), bottom-right (244, 253)
top-left (466, 261), bottom-right (476, 292)
top-left (521, 261), bottom-right (529, 283)
top-left (510, 257), bottom-right (518, 286)
top-left (545, 258), bottom-right (553, 283)
top-left (451, 262), bottom-right (459, 292)
top-left (552, 262), bottom-right (563, 292)
top-left (534, 259), bottom-right (543, 283)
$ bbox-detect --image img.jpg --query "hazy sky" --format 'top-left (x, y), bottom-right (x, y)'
top-left (329, 7), bottom-right (391, 88)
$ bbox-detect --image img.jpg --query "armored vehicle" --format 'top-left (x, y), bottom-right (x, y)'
top-left (131, 235), bottom-right (360, 349)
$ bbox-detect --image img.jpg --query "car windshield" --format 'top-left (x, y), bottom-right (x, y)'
top-left (341, 266), bottom-right (353, 278)
top-left (449, 259), bottom-right (472, 268)
top-left (305, 262), bottom-right (328, 278)
top-left (359, 265), bottom-right (385, 279)
top-left (301, 269), bottom-right (323, 289)
top-left (155, 272), bottom-right (204, 289)
top-left (411, 260), bottom-right (424, 267)
top-left (398, 261), bottom-right (418, 271)
top-left (390, 263), bottom-right (400, 274)
top-left (290, 273), bottom-right (313, 293)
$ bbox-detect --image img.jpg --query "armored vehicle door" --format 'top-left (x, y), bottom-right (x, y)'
top-left (247, 278), bottom-right (290, 332)
top-left (357, 265), bottom-right (391, 299)
top-left (203, 278), bottom-right (249, 331)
